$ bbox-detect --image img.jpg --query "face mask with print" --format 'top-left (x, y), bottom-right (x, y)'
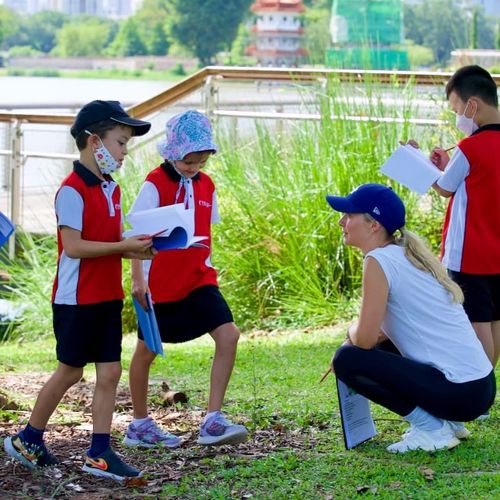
top-left (455, 100), bottom-right (478, 136)
top-left (86, 131), bottom-right (120, 174)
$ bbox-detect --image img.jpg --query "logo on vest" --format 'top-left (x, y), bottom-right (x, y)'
top-left (115, 204), bottom-right (121, 210)
top-left (199, 200), bottom-right (212, 208)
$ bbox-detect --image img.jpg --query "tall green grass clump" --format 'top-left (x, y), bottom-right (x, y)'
top-left (208, 75), bottom-right (451, 328)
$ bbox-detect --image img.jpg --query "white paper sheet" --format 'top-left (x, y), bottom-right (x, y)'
top-left (123, 203), bottom-right (207, 250)
top-left (380, 145), bottom-right (442, 195)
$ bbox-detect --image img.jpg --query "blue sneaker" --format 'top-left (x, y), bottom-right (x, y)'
top-left (4, 433), bottom-right (59, 469)
top-left (123, 417), bottom-right (181, 448)
top-left (197, 411), bottom-right (248, 446)
top-left (82, 448), bottom-right (146, 486)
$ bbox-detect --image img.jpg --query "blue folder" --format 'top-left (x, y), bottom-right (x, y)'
top-left (132, 293), bottom-right (164, 356)
top-left (152, 226), bottom-right (188, 251)
top-left (0, 212), bottom-right (14, 248)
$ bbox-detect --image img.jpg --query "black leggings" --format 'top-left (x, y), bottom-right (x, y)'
top-left (333, 343), bottom-right (496, 421)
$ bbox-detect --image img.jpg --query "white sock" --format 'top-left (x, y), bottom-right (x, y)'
top-left (133, 416), bottom-right (151, 426)
top-left (404, 407), bottom-right (442, 431)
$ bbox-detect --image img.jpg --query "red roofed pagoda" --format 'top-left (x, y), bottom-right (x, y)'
top-left (246, 0), bottom-right (308, 67)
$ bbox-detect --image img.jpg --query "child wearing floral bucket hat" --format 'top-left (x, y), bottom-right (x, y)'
top-left (124, 110), bottom-right (248, 448)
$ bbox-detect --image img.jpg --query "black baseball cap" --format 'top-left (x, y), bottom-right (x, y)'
top-left (70, 100), bottom-right (151, 138)
top-left (326, 183), bottom-right (406, 235)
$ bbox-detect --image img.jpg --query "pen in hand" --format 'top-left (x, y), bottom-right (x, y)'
top-left (443, 146), bottom-right (455, 153)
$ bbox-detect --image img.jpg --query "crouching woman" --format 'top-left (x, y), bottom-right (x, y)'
top-left (327, 183), bottom-right (495, 453)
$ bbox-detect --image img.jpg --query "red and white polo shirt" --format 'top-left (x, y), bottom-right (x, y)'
top-left (437, 124), bottom-right (500, 274)
top-left (129, 162), bottom-right (219, 303)
top-left (52, 161), bottom-right (124, 304)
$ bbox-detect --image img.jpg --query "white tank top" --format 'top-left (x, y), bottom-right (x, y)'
top-left (366, 244), bottom-right (492, 383)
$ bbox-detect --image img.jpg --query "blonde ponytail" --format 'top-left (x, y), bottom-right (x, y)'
top-left (395, 229), bottom-right (464, 303)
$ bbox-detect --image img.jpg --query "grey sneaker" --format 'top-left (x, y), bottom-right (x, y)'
top-left (123, 417), bottom-right (181, 448)
top-left (197, 411), bottom-right (248, 446)
top-left (388, 422), bottom-right (460, 453)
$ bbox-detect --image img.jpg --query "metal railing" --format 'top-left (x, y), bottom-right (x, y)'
top-left (1, 65), bottom-right (497, 253)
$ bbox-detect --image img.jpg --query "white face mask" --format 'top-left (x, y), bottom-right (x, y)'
top-left (86, 131), bottom-right (120, 174)
top-left (455, 100), bottom-right (478, 136)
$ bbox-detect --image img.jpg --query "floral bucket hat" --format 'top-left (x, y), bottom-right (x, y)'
top-left (157, 110), bottom-right (218, 161)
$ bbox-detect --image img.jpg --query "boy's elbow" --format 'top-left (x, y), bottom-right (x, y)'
top-left (63, 245), bottom-right (80, 259)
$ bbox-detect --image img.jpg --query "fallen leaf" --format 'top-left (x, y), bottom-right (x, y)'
top-left (419, 466), bottom-right (435, 481)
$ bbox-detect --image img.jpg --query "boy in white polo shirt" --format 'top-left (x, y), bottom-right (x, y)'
top-left (4, 100), bottom-right (153, 485)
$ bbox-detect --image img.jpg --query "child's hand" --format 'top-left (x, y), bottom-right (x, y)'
top-left (399, 139), bottom-right (420, 149)
top-left (131, 279), bottom-right (149, 310)
top-left (123, 235), bottom-right (153, 252)
top-left (429, 147), bottom-right (450, 171)
top-left (125, 247), bottom-right (157, 260)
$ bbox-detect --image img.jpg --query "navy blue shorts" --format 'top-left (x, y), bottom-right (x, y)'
top-left (138, 285), bottom-right (234, 344)
top-left (52, 300), bottom-right (123, 367)
top-left (448, 271), bottom-right (500, 322)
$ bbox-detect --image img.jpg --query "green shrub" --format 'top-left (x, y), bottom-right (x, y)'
top-left (171, 63), bottom-right (186, 76)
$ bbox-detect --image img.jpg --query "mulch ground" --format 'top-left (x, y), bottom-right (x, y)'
top-left (0, 373), bottom-right (307, 499)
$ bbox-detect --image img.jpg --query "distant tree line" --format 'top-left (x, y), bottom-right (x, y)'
top-left (404, 0), bottom-right (496, 65)
top-left (0, 0), bottom-right (254, 66)
top-left (0, 0), bottom-right (498, 68)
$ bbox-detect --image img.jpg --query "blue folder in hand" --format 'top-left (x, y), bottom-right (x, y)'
top-left (132, 293), bottom-right (164, 356)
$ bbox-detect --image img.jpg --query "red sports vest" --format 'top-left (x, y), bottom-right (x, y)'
top-left (440, 126), bottom-right (500, 274)
top-left (146, 164), bottom-right (218, 302)
top-left (52, 162), bottom-right (124, 304)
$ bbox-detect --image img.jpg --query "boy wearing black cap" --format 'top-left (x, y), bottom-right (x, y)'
top-left (4, 100), bottom-right (153, 485)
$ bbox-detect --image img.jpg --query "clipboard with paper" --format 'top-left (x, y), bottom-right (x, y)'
top-left (336, 377), bottom-right (377, 449)
top-left (132, 293), bottom-right (164, 356)
top-left (123, 203), bottom-right (207, 251)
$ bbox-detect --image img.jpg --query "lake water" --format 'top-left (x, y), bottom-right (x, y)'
top-left (0, 76), bottom-right (173, 110)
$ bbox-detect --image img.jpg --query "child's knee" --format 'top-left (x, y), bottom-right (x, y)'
top-left (134, 340), bottom-right (157, 363)
top-left (56, 364), bottom-right (84, 388)
top-left (97, 363), bottom-right (122, 387)
top-left (214, 323), bottom-right (240, 348)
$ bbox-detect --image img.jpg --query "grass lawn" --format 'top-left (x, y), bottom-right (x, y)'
top-left (0, 327), bottom-right (498, 499)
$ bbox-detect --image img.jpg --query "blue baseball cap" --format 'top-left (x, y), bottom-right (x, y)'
top-left (326, 183), bottom-right (406, 235)
top-left (71, 100), bottom-right (151, 138)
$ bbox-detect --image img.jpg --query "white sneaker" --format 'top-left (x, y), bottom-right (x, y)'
top-left (387, 422), bottom-right (461, 453)
top-left (447, 421), bottom-right (471, 439)
top-left (403, 421), bottom-right (470, 440)
top-left (476, 412), bottom-right (490, 421)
